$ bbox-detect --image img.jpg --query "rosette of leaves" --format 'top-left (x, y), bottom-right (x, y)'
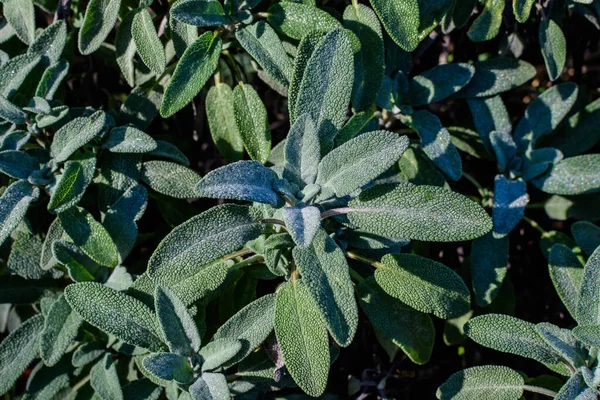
top-left (460, 82), bottom-right (600, 308)
top-left (437, 242), bottom-right (600, 400)
top-left (139, 27), bottom-right (493, 398)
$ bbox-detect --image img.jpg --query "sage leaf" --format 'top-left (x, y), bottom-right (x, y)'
top-left (155, 286), bottom-right (202, 356)
top-left (0, 150), bottom-right (39, 179)
top-left (40, 218), bottom-right (65, 271)
top-left (171, 0), bottom-right (228, 27)
top-left (0, 95), bottom-right (26, 124)
top-left (467, 0), bottom-right (505, 42)
top-left (369, 0), bottom-right (419, 52)
top-left (120, 82), bottom-right (163, 131)
top-left (467, 96), bottom-right (511, 153)
top-left (22, 358), bottom-right (71, 400)
top-left (548, 96), bottom-right (600, 157)
top-left (274, 281), bottom-right (329, 397)
top-left (196, 160), bottom-right (284, 207)
top-left (357, 277), bottom-right (434, 364)
top-left (170, 3), bottom-right (199, 57)
top-left (53, 241), bottom-right (101, 282)
top-left (375, 253), bottom-right (471, 319)
top-left (346, 183), bottom-right (492, 242)
top-left (267, 2), bottom-right (340, 40)
top-left (50, 110), bottom-right (107, 163)
top-left (533, 155), bottom-right (600, 195)
top-left (148, 204), bottom-right (264, 285)
top-left (205, 83), bottom-right (244, 162)
top-left (492, 176), bottom-right (528, 238)
top-left (91, 354), bottom-right (124, 400)
top-left (288, 32), bottom-right (322, 123)
top-left (78, 0), bottom-right (122, 55)
top-left (572, 325), bottom-right (600, 347)
top-left (35, 60), bottom-right (70, 100)
top-left (540, 19), bottom-right (566, 81)
top-left (199, 338), bottom-right (243, 371)
top-left (160, 31), bottom-right (222, 118)
top-left (141, 160), bottom-right (201, 199)
top-left (233, 83), bottom-right (271, 163)
top-left (471, 232), bottom-right (509, 307)
top-left (577, 247), bottom-right (600, 325)
top-left (189, 373), bottom-right (230, 400)
top-left (58, 207), bottom-right (119, 267)
top-left (316, 130), bottom-right (409, 197)
top-left (48, 152), bottom-right (96, 213)
top-left (409, 63), bottom-right (475, 106)
top-left (3, 0), bottom-right (35, 45)
top-left (40, 295), bottom-right (82, 366)
top-left (283, 205), bottom-right (321, 248)
top-left (549, 244), bottom-right (584, 322)
top-left (0, 180), bottom-right (39, 246)
top-left (283, 113), bottom-right (320, 186)
top-left (132, 9), bottom-right (166, 75)
top-left (571, 221), bottom-right (600, 256)
top-left (102, 126), bottom-right (158, 153)
top-left (65, 282), bottom-right (164, 351)
top-left (149, 140), bottom-right (190, 166)
top-left (456, 58), bottom-right (536, 98)
top-left (293, 229), bottom-right (358, 346)
top-left (513, 0), bottom-right (535, 23)
top-left (535, 322), bottom-right (585, 369)
top-left (115, 10), bottom-right (137, 87)
top-left (437, 365), bottom-right (524, 400)
top-left (0, 53), bottom-right (41, 98)
top-left (142, 352), bottom-right (193, 384)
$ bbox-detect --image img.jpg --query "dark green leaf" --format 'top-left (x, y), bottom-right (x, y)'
top-left (233, 83), bottom-right (271, 163)
top-left (78, 0), bottom-right (122, 55)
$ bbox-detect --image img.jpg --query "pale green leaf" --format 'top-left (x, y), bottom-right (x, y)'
top-left (513, 0), bottom-right (535, 23)
top-left (142, 352), bottom-right (193, 384)
top-left (535, 322), bottom-right (585, 369)
top-left (189, 373), bottom-right (230, 400)
top-left (205, 83), bottom-right (243, 162)
top-left (48, 152), bottom-right (96, 213)
top-left (0, 95), bottom-right (26, 124)
top-left (283, 113), bottom-right (320, 186)
top-left (0, 150), bottom-right (39, 179)
top-left (103, 126), bottom-right (157, 153)
top-left (50, 110), bottom-right (107, 163)
top-left (132, 9), bottom-right (166, 75)
top-left (232, 83), bottom-right (271, 163)
top-left (72, 342), bottom-right (105, 368)
top-left (3, 0), bottom-right (35, 45)
top-left (155, 286), bottom-right (202, 356)
top-left (572, 325), bottom-right (600, 347)
top-left (0, 180), bottom-right (39, 246)
top-left (115, 10), bottom-right (137, 87)
top-left (549, 244), bottom-right (584, 321)
top-left (91, 354), bottom-right (123, 400)
top-left (199, 338), bottom-right (243, 371)
top-left (533, 155), bottom-right (600, 195)
top-left (437, 365), bottom-right (524, 400)
top-left (171, 0), bottom-right (228, 27)
top-left (288, 32), bottom-right (322, 123)
top-left (78, 0), bottom-right (122, 55)
top-left (283, 205), bottom-right (321, 248)
top-left (267, 2), bottom-right (340, 40)
top-left (40, 295), bottom-right (82, 366)
top-left (467, 0), bottom-right (505, 42)
top-left (577, 247), bottom-right (600, 325)
top-left (35, 60), bottom-right (69, 100)
top-left (0, 53), bottom-right (41, 98)
top-left (456, 58), bottom-right (536, 98)
top-left (409, 63), bottom-right (475, 106)
top-left (28, 20), bottom-right (66, 66)
top-left (141, 160), bottom-right (201, 199)
top-left (369, 0), bottom-right (419, 51)
top-left (539, 19), bottom-right (566, 81)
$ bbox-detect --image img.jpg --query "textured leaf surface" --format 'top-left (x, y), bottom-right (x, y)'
top-left (513, 0), bottom-right (535, 23)
top-left (540, 19), bottom-right (566, 81)
top-left (535, 322), bottom-right (585, 369)
top-left (471, 232), bottom-right (509, 307)
top-left (369, 0), bottom-right (419, 51)
top-left (148, 204), bottom-right (263, 285)
top-left (0, 53), bottom-right (41, 98)
top-left (91, 354), bottom-right (123, 400)
top-left (294, 28), bottom-right (354, 153)
top-left (316, 130), bottom-right (409, 197)
top-left (160, 31), bottom-right (221, 118)
top-left (115, 10), bottom-right (137, 87)
top-left (3, 0), bottom-right (35, 45)
top-left (155, 286), bottom-right (201, 356)
top-left (141, 161), bottom-right (201, 199)
top-left (549, 244), bottom-right (584, 321)
top-left (0, 95), bottom-right (26, 124)
top-left (142, 352), bottom-right (193, 384)
top-left (274, 281), bottom-right (329, 397)
top-left (288, 32), bottom-right (322, 123)
top-left (233, 83), bottom-right (271, 163)
top-left (409, 64), bottom-right (475, 106)
top-left (533, 155), bottom-right (600, 195)
top-left (456, 58), bottom-right (536, 98)
top-left (132, 9), bottom-right (166, 75)
top-left (40, 295), bottom-right (82, 366)
top-left (347, 183), bottom-right (492, 242)
top-left (548, 96), bottom-right (600, 157)
top-left (283, 205), bottom-right (321, 248)
top-left (0, 315), bottom-right (44, 396)
top-left (0, 150), bottom-right (39, 179)
top-left (357, 278), bottom-right (434, 364)
top-left (189, 372), bottom-right (230, 400)
top-left (577, 247), bottom-right (600, 325)
top-left (205, 83), bottom-right (243, 162)
top-left (48, 153), bottom-right (96, 213)
top-left (58, 207), bottom-right (118, 267)
top-left (65, 282), bottom-right (164, 351)
top-left (36, 60), bottom-right (69, 100)
top-left (50, 111), bottom-right (107, 163)
top-left (572, 325), bottom-right (600, 347)
top-left (267, 2), bottom-right (340, 40)
top-left (467, 0), bottom-right (504, 42)
top-left (437, 365), bottom-right (524, 400)
top-left (78, 0), bottom-right (122, 55)
top-left (492, 176), bottom-right (528, 238)
top-left (102, 126), bottom-right (157, 153)
top-left (293, 229), bottom-right (358, 346)
top-left (572, 221), bottom-right (600, 256)
top-left (376, 254), bottom-right (470, 319)
top-left (467, 96), bottom-right (511, 153)
top-left (199, 338), bottom-right (243, 371)
top-left (0, 180), bottom-right (39, 246)
top-left (283, 113), bottom-right (320, 186)
top-left (196, 161), bottom-right (283, 206)
top-left (171, 0), bottom-right (228, 27)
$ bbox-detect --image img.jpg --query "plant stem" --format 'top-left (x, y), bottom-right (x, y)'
top-left (346, 251), bottom-right (384, 269)
top-left (522, 385), bottom-right (557, 398)
top-left (522, 215), bottom-right (546, 234)
top-left (321, 207), bottom-right (353, 220)
top-left (349, 267), bottom-right (365, 283)
top-left (220, 248), bottom-right (253, 262)
top-left (260, 218), bottom-right (286, 227)
top-left (233, 255), bottom-right (264, 269)
top-left (70, 375), bottom-right (91, 393)
top-left (222, 50), bottom-right (243, 84)
top-left (462, 172), bottom-right (486, 198)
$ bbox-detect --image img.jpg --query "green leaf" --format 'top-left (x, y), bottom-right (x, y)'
top-left (22, 359), bottom-right (71, 400)
top-left (40, 295), bottom-right (82, 366)
top-left (35, 60), bottom-right (69, 100)
top-left (115, 10), bottom-right (137, 87)
top-left (212, 294), bottom-right (276, 366)
top-left (572, 221), bottom-right (600, 256)
top-left (0, 180), bottom-right (39, 246)
top-left (357, 277), bottom-right (434, 364)
top-left (3, 0), bottom-right (35, 45)
top-left (467, 0), bottom-right (505, 42)
top-left (456, 58), bottom-right (536, 98)
top-left (547, 97), bottom-right (600, 157)
top-left (196, 160), bottom-right (284, 206)
top-left (0, 150), bottom-right (39, 179)
top-left (0, 94), bottom-right (26, 124)
top-left (72, 342), bottom-right (105, 368)
top-left (148, 204), bottom-right (264, 285)
top-left (48, 152), bottom-right (96, 213)
top-left (369, 0), bottom-right (419, 51)
top-left (53, 241), bottom-right (101, 281)
top-left (465, 314), bottom-right (564, 366)
top-left (293, 229), bottom-right (358, 346)
top-left (513, 83), bottom-right (578, 151)
top-left (294, 28), bottom-right (353, 154)
top-left (132, 9), bottom-right (166, 75)
top-left (28, 20), bottom-right (67, 66)
top-left (102, 126), bottom-right (157, 153)
top-left (155, 286), bottom-right (201, 356)
top-left (142, 352), bottom-right (193, 384)
top-left (467, 96), bottom-right (511, 153)
top-left (283, 113), bottom-right (320, 186)
top-left (189, 373), bottom-right (230, 400)
top-left (577, 247), bottom-right (600, 325)
top-left (471, 232), bottom-right (509, 307)
top-left (343, 4), bottom-right (384, 112)
top-left (288, 32), bottom-right (322, 123)
top-left (274, 281), bottom-right (329, 397)
top-left (141, 160), bottom-right (201, 199)
top-left (233, 83), bottom-right (271, 163)
top-left (65, 282), bottom-right (164, 351)
top-left (549, 244), bottom-right (584, 322)
top-left (492, 176), bottom-right (528, 237)
top-left (0, 53), bottom-right (41, 98)
top-left (40, 217), bottom-right (65, 271)
top-left (283, 205), bottom-right (321, 248)
top-left (535, 322), bottom-right (585, 369)
top-left (0, 315), bottom-right (44, 396)
top-left (91, 354), bottom-right (123, 400)
top-left (160, 31), bottom-right (221, 118)
top-left (7, 229), bottom-right (55, 280)
top-left (97, 152), bottom-right (142, 212)
top-left (335, 110), bottom-right (377, 146)
top-left (205, 83), bottom-right (244, 162)
top-left (58, 207), bottom-right (119, 267)
top-left (513, 0), bottom-right (535, 23)
top-left (236, 21), bottom-right (294, 88)
top-left (316, 130), bottom-right (409, 198)
top-left (409, 63), bottom-right (475, 106)
top-left (149, 140), bottom-right (190, 165)
top-left (120, 82), bottom-right (163, 131)
top-left (267, 2), bottom-right (340, 40)
top-left (346, 183), bottom-right (492, 242)
top-left (171, 0), bottom-right (228, 27)
top-left (533, 155), bottom-right (600, 195)
top-left (539, 19), bottom-right (566, 81)
top-left (437, 365), bottom-right (524, 400)
top-left (0, 130), bottom-right (30, 151)
top-left (78, 0), bottom-right (122, 55)
top-left (375, 253), bottom-right (470, 319)
top-left (572, 325), bottom-right (600, 347)
top-left (50, 110), bottom-right (107, 163)
top-left (401, 110), bottom-right (462, 181)
top-left (199, 338), bottom-right (243, 371)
